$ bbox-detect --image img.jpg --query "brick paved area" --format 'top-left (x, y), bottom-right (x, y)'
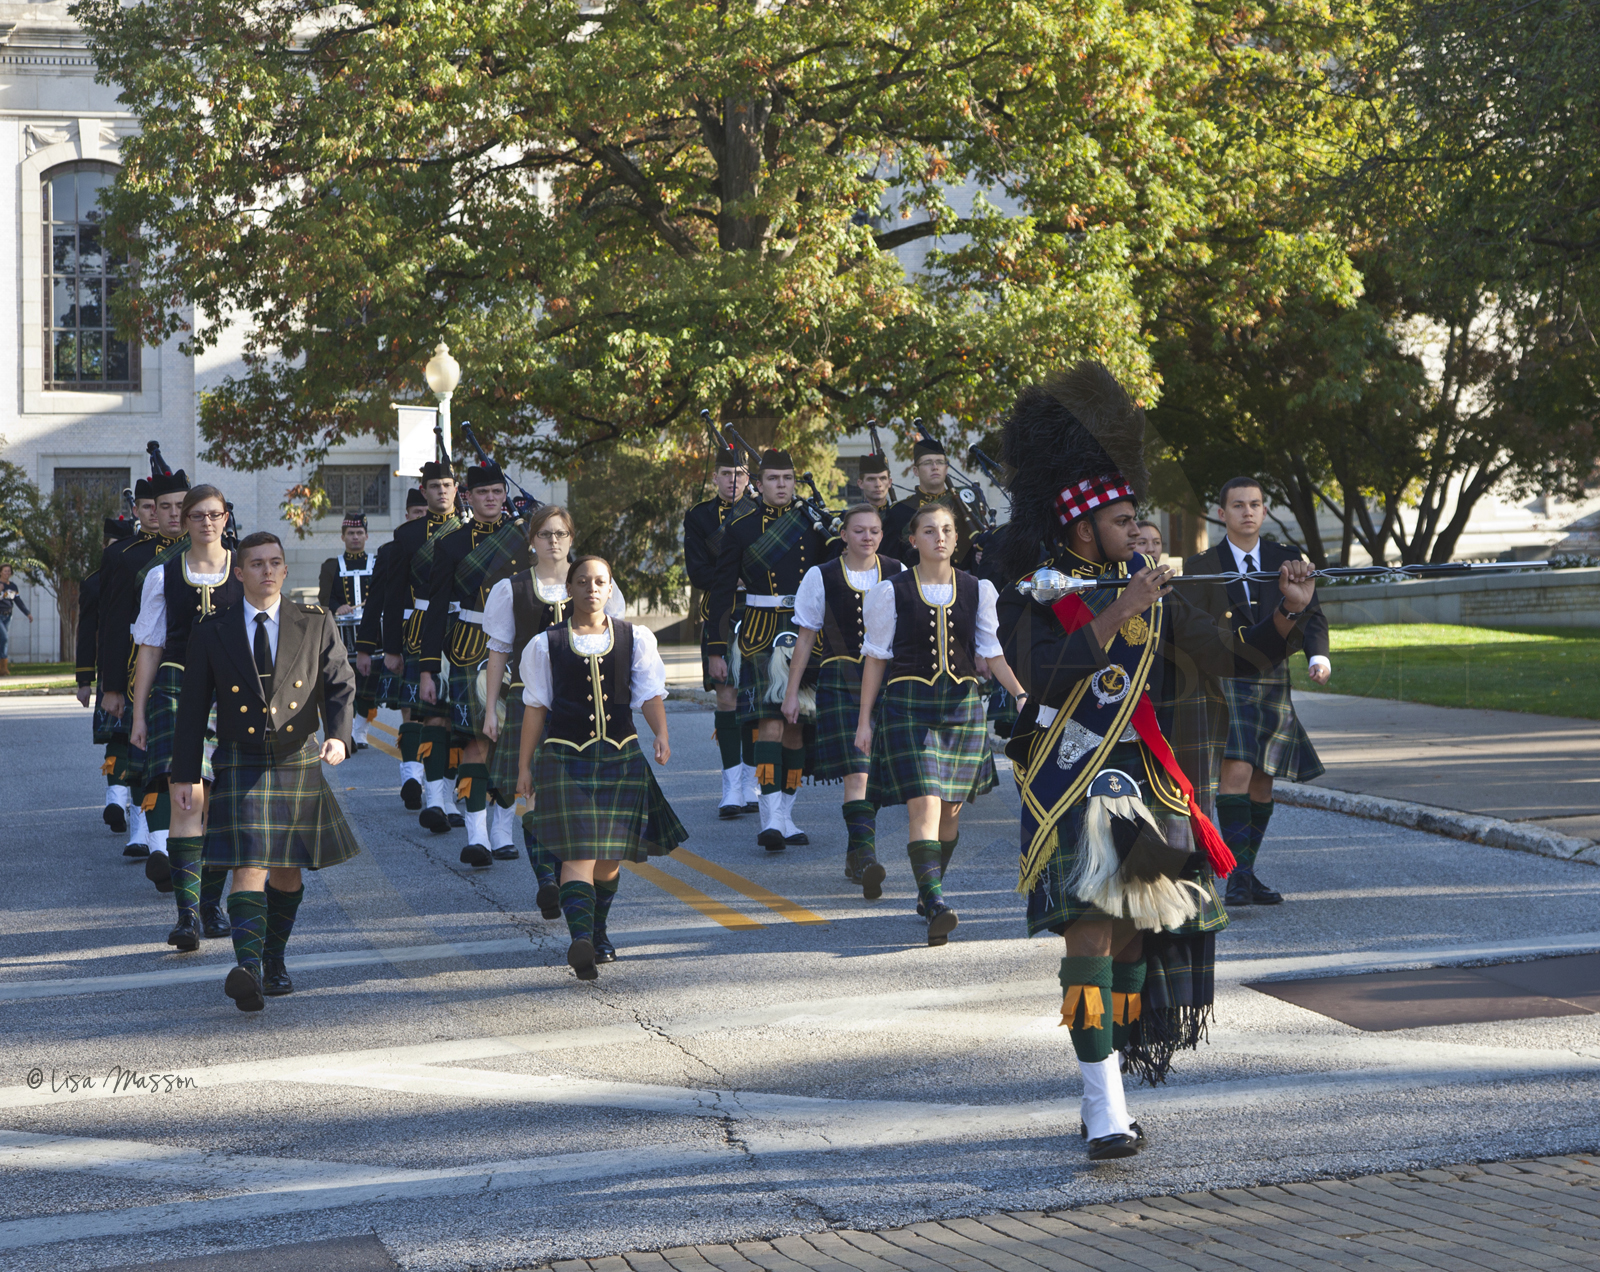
top-left (539, 1155), bottom-right (1600, 1271)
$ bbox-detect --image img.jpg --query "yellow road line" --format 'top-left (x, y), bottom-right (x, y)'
top-left (369, 719), bottom-right (399, 738)
top-left (669, 848), bottom-right (827, 925)
top-left (365, 736), bottom-right (401, 759)
top-left (622, 862), bottom-right (764, 931)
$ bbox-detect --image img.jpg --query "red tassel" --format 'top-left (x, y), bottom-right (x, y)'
top-left (1129, 693), bottom-right (1235, 878)
top-left (1189, 804), bottom-right (1236, 878)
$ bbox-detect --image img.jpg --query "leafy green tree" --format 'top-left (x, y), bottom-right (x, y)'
top-left (76, 0), bottom-right (1354, 499)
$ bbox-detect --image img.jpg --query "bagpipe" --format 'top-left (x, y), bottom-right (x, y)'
top-left (905, 418), bottom-right (997, 532)
top-left (716, 418), bottom-right (839, 536)
top-left (458, 422), bottom-right (544, 518)
top-left (1016, 557), bottom-right (1553, 601)
top-left (865, 418), bottom-right (902, 503)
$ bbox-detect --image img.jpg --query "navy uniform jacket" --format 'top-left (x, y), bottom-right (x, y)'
top-left (356, 540), bottom-right (393, 656)
top-left (75, 570), bottom-right (101, 688)
top-left (171, 599), bottom-right (355, 782)
top-left (881, 487), bottom-right (979, 570)
top-left (1182, 539), bottom-right (1328, 668)
top-left (684, 495), bottom-right (744, 638)
top-left (97, 531), bottom-right (174, 696)
top-left (318, 551), bottom-right (372, 611)
top-left (705, 497), bottom-right (827, 656)
top-left (379, 510), bottom-right (454, 658)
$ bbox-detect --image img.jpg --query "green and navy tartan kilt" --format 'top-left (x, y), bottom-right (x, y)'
top-left (524, 739), bottom-right (687, 862)
top-left (736, 638), bottom-right (787, 724)
top-left (376, 656), bottom-right (415, 710)
top-left (1025, 744), bottom-right (1228, 937)
top-left (92, 693), bottom-right (132, 746)
top-left (811, 659), bottom-right (870, 783)
top-left (437, 657), bottom-right (480, 739)
top-left (1221, 668), bottom-right (1325, 783)
top-left (353, 664), bottom-right (380, 719)
top-left (487, 686), bottom-right (525, 800)
top-left (202, 738), bottom-right (361, 870)
top-left (701, 599), bottom-right (745, 691)
top-left (867, 677), bottom-right (998, 808)
top-left (141, 663), bottom-right (215, 785)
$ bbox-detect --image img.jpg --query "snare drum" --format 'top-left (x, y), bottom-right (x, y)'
top-left (335, 609), bottom-right (363, 658)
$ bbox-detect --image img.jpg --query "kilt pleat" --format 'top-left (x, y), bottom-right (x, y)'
top-left (525, 740), bottom-right (687, 862)
top-left (202, 739), bottom-right (361, 870)
top-left (735, 641), bottom-right (787, 725)
top-left (144, 663), bottom-right (214, 785)
top-left (866, 677), bottom-right (997, 808)
top-left (1221, 670), bottom-right (1325, 782)
top-left (92, 694), bottom-right (132, 746)
top-left (810, 660), bottom-right (869, 783)
top-left (488, 688), bottom-right (525, 797)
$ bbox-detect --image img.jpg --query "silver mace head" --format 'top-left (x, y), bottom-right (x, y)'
top-left (1015, 567), bottom-right (1091, 602)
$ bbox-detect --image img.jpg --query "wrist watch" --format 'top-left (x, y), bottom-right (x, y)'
top-left (1277, 601), bottom-right (1306, 620)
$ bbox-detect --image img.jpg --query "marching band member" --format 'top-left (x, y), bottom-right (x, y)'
top-left (319, 511), bottom-right (376, 751)
top-left (357, 489), bottom-right (428, 804)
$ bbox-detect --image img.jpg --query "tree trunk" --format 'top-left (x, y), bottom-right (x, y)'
top-left (718, 96), bottom-right (773, 252)
top-left (56, 577), bottom-right (78, 667)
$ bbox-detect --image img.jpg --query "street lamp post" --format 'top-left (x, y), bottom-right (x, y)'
top-left (423, 341), bottom-right (461, 465)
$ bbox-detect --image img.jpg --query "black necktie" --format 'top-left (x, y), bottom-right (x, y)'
top-left (1243, 552), bottom-right (1256, 611)
top-left (253, 612), bottom-right (274, 698)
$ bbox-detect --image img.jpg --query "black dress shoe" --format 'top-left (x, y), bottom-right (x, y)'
top-left (262, 956), bottom-right (293, 996)
top-left (123, 842), bottom-right (150, 858)
top-left (224, 964), bottom-right (266, 1012)
top-left (718, 803), bottom-right (743, 820)
top-left (1248, 872), bottom-right (1284, 905)
top-left (860, 861), bottom-right (887, 901)
top-left (460, 844), bottom-right (493, 867)
top-left (200, 903), bottom-right (231, 939)
top-left (103, 805), bottom-right (127, 834)
top-left (925, 901), bottom-right (959, 946)
top-left (742, 800), bottom-right (759, 814)
top-left (1086, 1132), bottom-right (1140, 1160)
top-left (418, 806), bottom-right (450, 833)
top-left (447, 812), bottom-right (466, 828)
top-left (783, 830), bottom-right (810, 846)
top-left (166, 916), bottom-right (201, 952)
top-left (536, 883), bottom-right (562, 921)
top-left (594, 934), bottom-right (616, 964)
top-left (146, 853), bottom-right (174, 893)
top-left (757, 828), bottom-right (787, 852)
top-left (1081, 1120), bottom-right (1147, 1151)
top-left (567, 938), bottom-right (598, 981)
top-left (1224, 870), bottom-right (1254, 907)
top-left (490, 844), bottom-right (520, 860)
top-left (401, 778), bottom-right (423, 810)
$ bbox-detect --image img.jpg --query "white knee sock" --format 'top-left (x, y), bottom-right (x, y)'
top-left (149, 828), bottom-right (169, 858)
top-left (400, 760), bottom-right (425, 786)
top-left (127, 803), bottom-right (148, 845)
top-left (1079, 1055), bottom-right (1133, 1140)
top-left (778, 789), bottom-right (802, 835)
top-left (106, 785), bottom-right (130, 810)
top-left (740, 763), bottom-right (760, 804)
top-left (489, 803), bottom-right (516, 850)
top-left (463, 807), bottom-right (489, 847)
top-left (441, 781), bottom-right (461, 815)
top-left (424, 777), bottom-right (448, 810)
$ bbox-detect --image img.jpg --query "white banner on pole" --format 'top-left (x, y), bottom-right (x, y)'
top-left (394, 405), bottom-right (441, 477)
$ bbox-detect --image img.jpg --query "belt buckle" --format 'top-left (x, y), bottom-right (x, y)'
top-left (779, 594), bottom-right (796, 608)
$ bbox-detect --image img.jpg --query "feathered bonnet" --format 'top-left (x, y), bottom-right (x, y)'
top-left (994, 361), bottom-right (1149, 583)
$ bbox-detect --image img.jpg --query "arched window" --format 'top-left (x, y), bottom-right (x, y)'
top-left (44, 161), bottom-right (138, 392)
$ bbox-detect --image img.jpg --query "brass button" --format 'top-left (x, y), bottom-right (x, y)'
top-left (271, 707), bottom-right (277, 714)
top-left (286, 725), bottom-right (294, 732)
top-left (295, 680), bottom-right (303, 688)
top-left (231, 685), bottom-right (240, 693)
top-left (248, 726), bottom-right (255, 734)
top-left (289, 702), bottom-right (297, 710)
top-left (240, 705), bottom-right (248, 713)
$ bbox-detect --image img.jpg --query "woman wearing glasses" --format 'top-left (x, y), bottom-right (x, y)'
top-left (480, 506), bottom-right (627, 932)
top-left (130, 485), bottom-right (243, 953)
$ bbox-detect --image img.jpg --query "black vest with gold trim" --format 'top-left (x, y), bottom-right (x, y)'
top-left (818, 555), bottom-right (903, 664)
top-left (885, 567), bottom-right (980, 685)
top-left (544, 620), bottom-right (636, 750)
top-left (509, 571), bottom-right (570, 684)
top-left (160, 552), bottom-right (243, 668)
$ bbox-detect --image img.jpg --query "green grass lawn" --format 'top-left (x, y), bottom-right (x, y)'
top-left (1289, 623), bottom-right (1600, 719)
top-left (8, 661), bottom-right (73, 675)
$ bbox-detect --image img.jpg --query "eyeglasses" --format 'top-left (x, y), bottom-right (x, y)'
top-left (187, 510), bottom-right (227, 523)
top-left (535, 529), bottom-right (572, 542)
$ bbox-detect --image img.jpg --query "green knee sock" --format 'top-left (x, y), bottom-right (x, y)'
top-left (939, 832), bottom-right (959, 880)
top-left (742, 723), bottom-right (756, 768)
top-left (146, 785), bottom-right (172, 834)
top-left (594, 876), bottom-right (619, 936)
top-left (419, 725), bottom-right (451, 781)
top-left (1111, 959), bottom-right (1147, 1054)
top-left (1059, 955), bottom-right (1114, 1063)
top-left (226, 890), bottom-right (267, 975)
top-left (907, 839), bottom-right (944, 906)
top-left (843, 800), bottom-right (876, 870)
top-left (264, 884), bottom-right (304, 960)
top-left (782, 745), bottom-right (806, 794)
top-left (105, 738), bottom-right (132, 787)
top-left (754, 740), bottom-right (783, 795)
top-left (714, 711), bottom-right (742, 770)
top-left (200, 865), bottom-right (228, 908)
top-left (559, 880), bottom-right (596, 943)
top-left (456, 761), bottom-right (490, 812)
top-left (1216, 793), bottom-right (1254, 869)
top-left (398, 720), bottom-right (422, 764)
top-left (1249, 799), bottom-right (1275, 869)
top-left (168, 835), bottom-right (204, 921)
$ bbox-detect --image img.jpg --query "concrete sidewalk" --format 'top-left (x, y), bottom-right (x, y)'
top-left (1293, 691), bottom-right (1600, 841)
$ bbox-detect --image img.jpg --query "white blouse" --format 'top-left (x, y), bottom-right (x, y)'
top-left (861, 572), bottom-right (1003, 662)
top-left (482, 574), bottom-right (628, 654)
top-left (792, 561), bottom-right (885, 631)
top-left (520, 620), bottom-right (667, 712)
top-left (132, 557), bottom-right (231, 649)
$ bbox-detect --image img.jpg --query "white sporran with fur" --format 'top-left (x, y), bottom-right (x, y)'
top-left (1067, 769), bottom-right (1207, 932)
top-left (765, 629), bottom-right (816, 716)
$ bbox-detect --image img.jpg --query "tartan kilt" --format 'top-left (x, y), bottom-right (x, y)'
top-left (867, 677), bottom-right (998, 808)
top-left (1221, 668), bottom-right (1325, 783)
top-left (1025, 744), bottom-right (1228, 937)
top-left (143, 663), bottom-right (214, 785)
top-left (524, 739), bottom-right (687, 862)
top-left (438, 657), bottom-right (482, 739)
top-left (202, 738), bottom-right (360, 870)
top-left (736, 637), bottom-right (787, 724)
top-left (811, 659), bottom-right (870, 783)
top-left (487, 686), bottom-right (525, 799)
top-left (376, 655), bottom-right (418, 711)
top-left (353, 665), bottom-right (380, 718)
top-left (92, 693), bottom-right (132, 746)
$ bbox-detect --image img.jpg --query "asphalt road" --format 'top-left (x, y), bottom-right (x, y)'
top-left (2, 693), bottom-right (1599, 1271)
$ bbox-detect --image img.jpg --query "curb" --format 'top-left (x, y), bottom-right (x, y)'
top-left (1276, 781), bottom-right (1600, 868)
top-left (0, 683), bottom-right (75, 697)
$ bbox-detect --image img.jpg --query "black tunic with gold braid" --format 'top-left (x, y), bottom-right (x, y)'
top-left (684, 493), bottom-right (746, 689)
top-left (419, 512), bottom-right (521, 736)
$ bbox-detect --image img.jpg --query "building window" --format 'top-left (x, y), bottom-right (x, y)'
top-left (321, 465), bottom-right (390, 516)
top-left (45, 162), bottom-right (139, 392)
top-left (54, 467), bottom-right (131, 507)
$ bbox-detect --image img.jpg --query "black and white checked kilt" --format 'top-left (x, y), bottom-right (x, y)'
top-left (92, 694), bottom-right (132, 746)
top-left (1221, 668), bottom-right (1325, 783)
top-left (143, 663), bottom-right (214, 785)
top-left (202, 738), bottom-right (361, 870)
top-left (867, 677), bottom-right (997, 808)
top-left (810, 659), bottom-right (870, 783)
top-left (487, 685), bottom-right (525, 799)
top-left (524, 740), bottom-right (687, 862)
top-left (1025, 742), bottom-right (1229, 937)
